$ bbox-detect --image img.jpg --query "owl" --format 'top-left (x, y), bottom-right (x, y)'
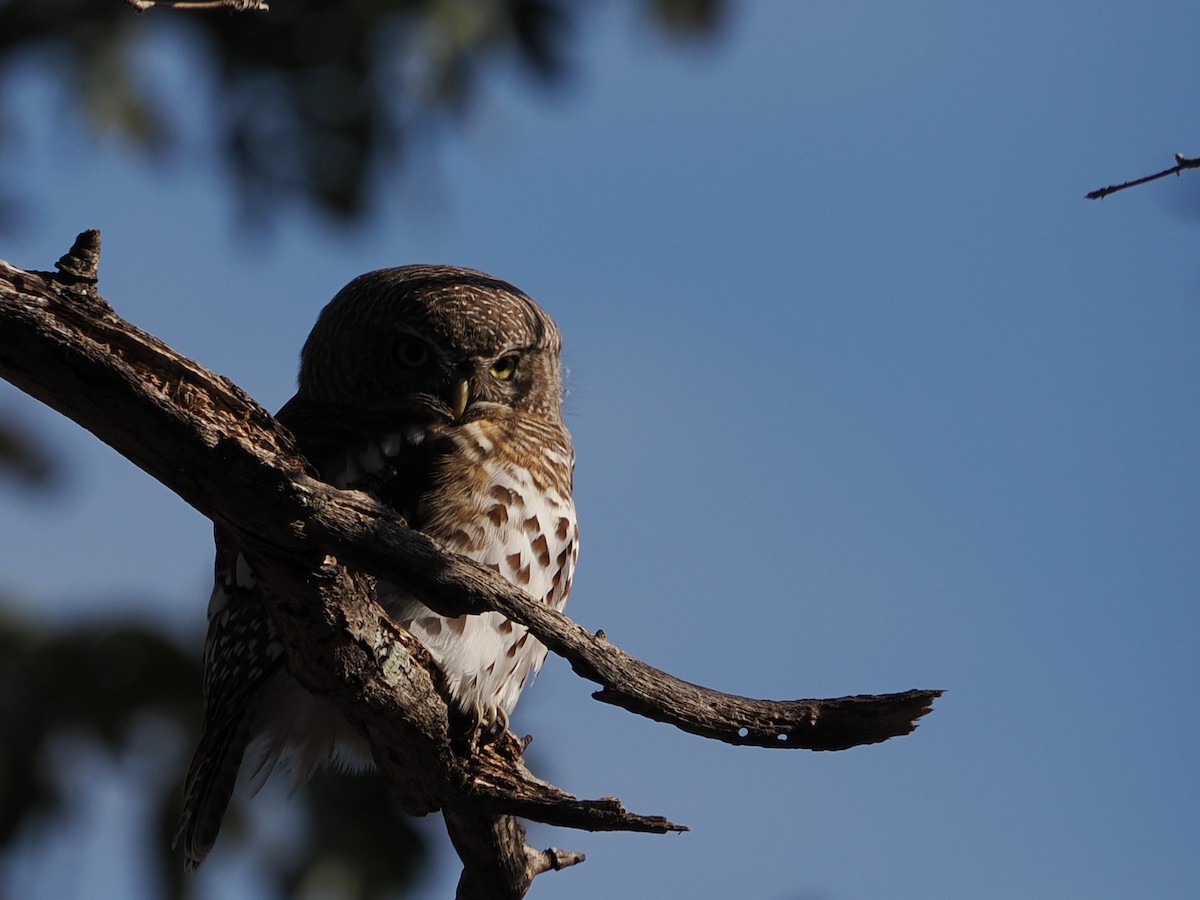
top-left (176, 265), bottom-right (578, 869)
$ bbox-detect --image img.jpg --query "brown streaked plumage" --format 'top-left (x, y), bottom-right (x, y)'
top-left (176, 266), bottom-right (577, 870)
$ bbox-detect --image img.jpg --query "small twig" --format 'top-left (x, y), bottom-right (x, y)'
top-left (126, 0), bottom-right (269, 11)
top-left (1086, 152), bottom-right (1200, 200)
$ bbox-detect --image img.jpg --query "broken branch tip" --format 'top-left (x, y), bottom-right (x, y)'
top-left (54, 230), bottom-right (102, 282)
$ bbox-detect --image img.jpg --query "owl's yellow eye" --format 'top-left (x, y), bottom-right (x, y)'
top-left (396, 339), bottom-right (429, 369)
top-left (490, 355), bottom-right (518, 381)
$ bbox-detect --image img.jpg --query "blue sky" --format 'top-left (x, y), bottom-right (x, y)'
top-left (3, 2), bottom-right (1200, 898)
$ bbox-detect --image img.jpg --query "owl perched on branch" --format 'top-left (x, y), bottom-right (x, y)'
top-left (176, 266), bottom-right (578, 869)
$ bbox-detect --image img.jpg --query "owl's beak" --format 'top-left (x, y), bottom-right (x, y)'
top-left (449, 378), bottom-right (470, 420)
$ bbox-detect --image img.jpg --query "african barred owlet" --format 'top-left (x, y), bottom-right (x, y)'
top-left (176, 266), bottom-right (578, 869)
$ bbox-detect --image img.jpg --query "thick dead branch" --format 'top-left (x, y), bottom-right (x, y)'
top-left (1086, 152), bottom-right (1200, 200)
top-left (444, 811), bottom-right (585, 900)
top-left (0, 232), bottom-right (941, 896)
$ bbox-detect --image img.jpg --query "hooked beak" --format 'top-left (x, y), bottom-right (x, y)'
top-left (449, 378), bottom-right (470, 420)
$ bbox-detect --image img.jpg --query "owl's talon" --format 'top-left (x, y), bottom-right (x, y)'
top-left (458, 700), bottom-right (511, 753)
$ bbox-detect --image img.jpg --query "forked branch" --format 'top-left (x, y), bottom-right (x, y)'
top-left (0, 232), bottom-right (941, 898)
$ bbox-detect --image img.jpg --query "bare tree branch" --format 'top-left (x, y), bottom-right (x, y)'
top-left (1086, 152), bottom-right (1200, 200)
top-left (0, 232), bottom-right (942, 897)
top-left (126, 0), bottom-right (270, 12)
top-left (308, 489), bottom-right (941, 751)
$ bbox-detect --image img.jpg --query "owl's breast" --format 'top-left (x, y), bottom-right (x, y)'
top-left (419, 419), bottom-right (577, 604)
top-left (350, 416), bottom-right (578, 721)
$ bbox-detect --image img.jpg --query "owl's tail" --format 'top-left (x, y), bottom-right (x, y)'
top-left (174, 718), bottom-right (250, 871)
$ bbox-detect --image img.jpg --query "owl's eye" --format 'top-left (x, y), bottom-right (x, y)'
top-left (396, 338), bottom-right (430, 369)
top-left (489, 355), bottom-right (519, 381)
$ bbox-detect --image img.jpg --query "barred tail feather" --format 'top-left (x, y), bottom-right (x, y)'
top-left (174, 721), bottom-right (249, 871)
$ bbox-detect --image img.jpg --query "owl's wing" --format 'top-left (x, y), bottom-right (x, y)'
top-left (275, 394), bottom-right (448, 523)
top-left (176, 528), bottom-right (282, 869)
top-left (176, 395), bottom-right (443, 868)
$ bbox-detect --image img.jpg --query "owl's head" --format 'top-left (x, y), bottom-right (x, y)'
top-left (298, 265), bottom-right (564, 423)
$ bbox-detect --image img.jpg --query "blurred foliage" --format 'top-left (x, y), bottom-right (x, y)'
top-left (0, 418), bottom-right (53, 486)
top-left (0, 0), bottom-right (728, 225)
top-left (0, 615), bottom-right (426, 898)
top-left (0, 620), bottom-right (199, 850)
